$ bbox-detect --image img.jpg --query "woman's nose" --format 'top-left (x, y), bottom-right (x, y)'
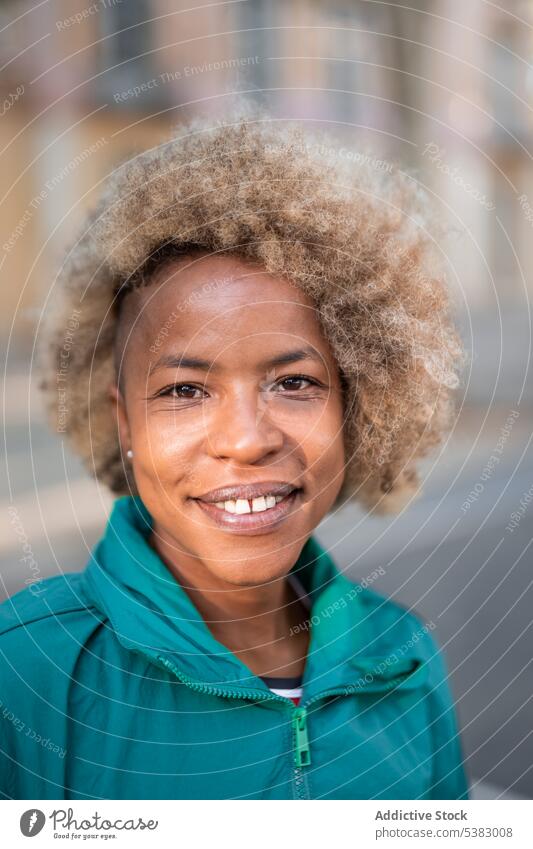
top-left (208, 389), bottom-right (284, 463)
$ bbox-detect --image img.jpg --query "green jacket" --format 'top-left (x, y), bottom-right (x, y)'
top-left (0, 496), bottom-right (468, 800)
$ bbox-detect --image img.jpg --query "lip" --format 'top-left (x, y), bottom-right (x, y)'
top-left (195, 481), bottom-right (299, 504)
top-left (193, 488), bottom-right (302, 536)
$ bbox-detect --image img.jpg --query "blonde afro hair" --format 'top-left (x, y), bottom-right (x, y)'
top-left (39, 106), bottom-right (464, 514)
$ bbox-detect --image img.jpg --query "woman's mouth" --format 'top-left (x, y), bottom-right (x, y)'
top-left (192, 488), bottom-right (302, 535)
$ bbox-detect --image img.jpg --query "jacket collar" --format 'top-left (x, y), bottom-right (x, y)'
top-left (83, 496), bottom-right (427, 702)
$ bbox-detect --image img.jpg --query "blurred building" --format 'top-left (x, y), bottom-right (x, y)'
top-left (0, 0), bottom-right (532, 345)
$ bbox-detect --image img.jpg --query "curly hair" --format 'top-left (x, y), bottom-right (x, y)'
top-left (39, 106), bottom-right (465, 514)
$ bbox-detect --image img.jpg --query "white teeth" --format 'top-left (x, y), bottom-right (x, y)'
top-left (209, 492), bottom-right (294, 513)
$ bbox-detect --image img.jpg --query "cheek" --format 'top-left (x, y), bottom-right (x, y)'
top-left (307, 429), bottom-right (345, 481)
top-left (132, 412), bottom-right (200, 482)
top-left (285, 410), bottom-right (345, 512)
top-left (296, 399), bottom-right (345, 462)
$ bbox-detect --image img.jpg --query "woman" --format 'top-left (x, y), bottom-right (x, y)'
top-left (0, 109), bottom-right (468, 800)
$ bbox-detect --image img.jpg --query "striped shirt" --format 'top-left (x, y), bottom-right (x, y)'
top-left (258, 570), bottom-right (311, 706)
top-left (259, 674), bottom-right (303, 705)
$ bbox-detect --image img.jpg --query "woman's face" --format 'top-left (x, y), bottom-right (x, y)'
top-left (113, 253), bottom-right (346, 586)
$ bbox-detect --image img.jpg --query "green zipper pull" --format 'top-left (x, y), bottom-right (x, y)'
top-left (292, 706), bottom-right (311, 766)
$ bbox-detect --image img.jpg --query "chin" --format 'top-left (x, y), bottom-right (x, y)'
top-left (203, 555), bottom-right (289, 586)
top-left (221, 573), bottom-right (268, 588)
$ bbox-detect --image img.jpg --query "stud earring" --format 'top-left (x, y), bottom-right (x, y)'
top-left (126, 449), bottom-right (133, 459)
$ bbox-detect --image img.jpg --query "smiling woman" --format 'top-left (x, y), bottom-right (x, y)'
top-left (114, 251), bottom-right (345, 567)
top-left (0, 107), bottom-right (468, 801)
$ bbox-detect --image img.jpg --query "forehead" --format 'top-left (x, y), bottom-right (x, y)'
top-left (128, 254), bottom-right (328, 353)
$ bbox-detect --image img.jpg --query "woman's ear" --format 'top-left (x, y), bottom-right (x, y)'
top-left (109, 383), bottom-right (131, 457)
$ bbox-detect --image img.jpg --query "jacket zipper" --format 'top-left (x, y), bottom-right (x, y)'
top-left (292, 707), bottom-right (311, 800)
top-left (155, 654), bottom-right (412, 799)
top-left (292, 707), bottom-right (311, 766)
top-left (156, 654), bottom-right (312, 797)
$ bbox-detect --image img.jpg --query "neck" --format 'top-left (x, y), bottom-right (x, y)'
top-left (150, 532), bottom-right (308, 676)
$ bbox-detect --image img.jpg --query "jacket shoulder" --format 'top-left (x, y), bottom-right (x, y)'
top-left (0, 572), bottom-right (98, 640)
top-left (0, 572), bottom-right (106, 721)
top-left (356, 583), bottom-right (442, 667)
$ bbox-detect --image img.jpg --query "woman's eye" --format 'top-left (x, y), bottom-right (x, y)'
top-left (161, 383), bottom-right (206, 399)
top-left (152, 376), bottom-right (322, 402)
top-left (275, 376), bottom-right (319, 392)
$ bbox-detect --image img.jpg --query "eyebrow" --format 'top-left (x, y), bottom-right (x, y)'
top-left (148, 346), bottom-right (324, 376)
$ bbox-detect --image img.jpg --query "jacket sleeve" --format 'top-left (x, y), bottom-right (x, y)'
top-left (0, 682), bottom-right (16, 800)
top-left (424, 632), bottom-right (469, 800)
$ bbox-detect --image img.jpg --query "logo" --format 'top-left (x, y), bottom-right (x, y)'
top-left (20, 809), bottom-right (45, 837)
